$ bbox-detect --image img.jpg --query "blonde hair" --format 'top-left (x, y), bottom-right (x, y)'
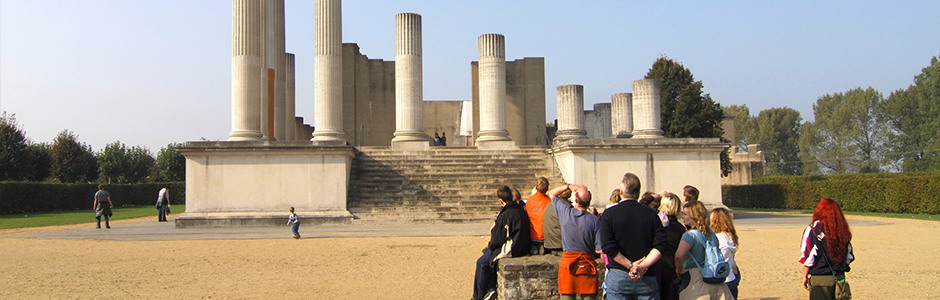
top-left (682, 201), bottom-right (710, 233)
top-left (709, 207), bottom-right (739, 246)
top-left (609, 188), bottom-right (621, 204)
top-left (659, 193), bottom-right (681, 216)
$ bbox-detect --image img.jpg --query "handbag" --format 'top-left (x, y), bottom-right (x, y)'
top-left (811, 228), bottom-right (852, 300)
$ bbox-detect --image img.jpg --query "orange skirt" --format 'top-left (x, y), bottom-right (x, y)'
top-left (558, 252), bottom-right (598, 295)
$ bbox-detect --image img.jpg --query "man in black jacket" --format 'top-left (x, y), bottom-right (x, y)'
top-left (472, 185), bottom-right (531, 300)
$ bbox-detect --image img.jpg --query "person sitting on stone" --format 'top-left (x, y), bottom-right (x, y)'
top-left (547, 183), bottom-right (602, 300)
top-left (472, 186), bottom-right (531, 300)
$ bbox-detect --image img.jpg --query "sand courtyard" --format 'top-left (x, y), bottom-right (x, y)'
top-left (1, 211), bottom-right (938, 299)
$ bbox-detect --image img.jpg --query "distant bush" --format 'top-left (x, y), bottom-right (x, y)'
top-left (0, 182), bottom-right (184, 214)
top-left (723, 172), bottom-right (940, 214)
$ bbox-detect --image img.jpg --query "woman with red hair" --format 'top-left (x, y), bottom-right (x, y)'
top-left (798, 198), bottom-right (855, 300)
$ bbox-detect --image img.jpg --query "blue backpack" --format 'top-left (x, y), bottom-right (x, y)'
top-left (688, 230), bottom-right (730, 283)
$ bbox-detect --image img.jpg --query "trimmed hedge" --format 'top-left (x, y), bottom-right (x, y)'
top-left (0, 182), bottom-right (185, 214)
top-left (722, 172), bottom-right (940, 214)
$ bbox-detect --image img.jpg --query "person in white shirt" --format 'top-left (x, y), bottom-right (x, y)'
top-left (288, 207), bottom-right (300, 239)
top-left (709, 207), bottom-right (740, 299)
top-left (156, 186), bottom-right (171, 222)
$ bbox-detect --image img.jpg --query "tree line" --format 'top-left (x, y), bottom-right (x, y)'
top-left (726, 56), bottom-right (939, 175)
top-left (0, 116), bottom-right (185, 183)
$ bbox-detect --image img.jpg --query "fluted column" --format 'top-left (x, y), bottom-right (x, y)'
top-left (391, 13), bottom-right (430, 146)
top-left (285, 53), bottom-right (296, 141)
top-left (611, 93), bottom-right (633, 138)
top-left (476, 33), bottom-right (512, 145)
top-left (259, 0), bottom-right (275, 140)
top-left (311, 0), bottom-right (345, 142)
top-left (632, 79), bottom-right (664, 138)
top-left (273, 0), bottom-right (287, 141)
top-left (555, 84), bottom-right (587, 141)
top-left (228, 0), bottom-right (263, 141)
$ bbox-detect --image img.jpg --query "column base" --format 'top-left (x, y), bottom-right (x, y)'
top-left (475, 130), bottom-right (511, 143)
top-left (175, 211), bottom-right (354, 228)
top-left (228, 130), bottom-right (263, 141)
top-left (631, 129), bottom-right (663, 139)
top-left (477, 140), bottom-right (517, 150)
top-left (613, 132), bottom-right (634, 138)
top-left (391, 130), bottom-right (431, 143)
top-left (311, 130), bottom-right (347, 143)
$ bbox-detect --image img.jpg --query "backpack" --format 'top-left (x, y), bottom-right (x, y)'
top-left (688, 230), bottom-right (730, 283)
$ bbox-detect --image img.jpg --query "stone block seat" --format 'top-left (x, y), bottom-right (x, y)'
top-left (497, 255), bottom-right (606, 300)
top-left (347, 146), bottom-right (565, 224)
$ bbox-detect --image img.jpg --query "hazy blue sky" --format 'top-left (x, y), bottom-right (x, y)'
top-left (2, 0), bottom-right (938, 152)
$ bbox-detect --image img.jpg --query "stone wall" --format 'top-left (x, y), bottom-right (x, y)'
top-left (422, 100), bottom-right (463, 145)
top-left (342, 43), bottom-right (396, 147)
top-left (497, 255), bottom-right (606, 299)
top-left (471, 57), bottom-right (548, 146)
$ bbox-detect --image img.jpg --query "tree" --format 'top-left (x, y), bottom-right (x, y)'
top-left (799, 87), bottom-right (886, 174)
top-left (98, 141), bottom-right (155, 183)
top-left (22, 143), bottom-right (51, 181)
top-left (125, 146), bottom-right (155, 183)
top-left (644, 57), bottom-right (725, 139)
top-left (750, 107), bottom-right (803, 175)
top-left (49, 130), bottom-right (98, 183)
top-left (882, 56), bottom-right (940, 172)
top-left (0, 112), bottom-right (29, 180)
top-left (722, 104), bottom-right (752, 150)
top-left (644, 57), bottom-right (729, 176)
top-left (98, 141), bottom-right (129, 183)
top-left (154, 143), bottom-right (185, 182)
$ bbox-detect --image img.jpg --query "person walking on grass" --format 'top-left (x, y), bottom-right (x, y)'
top-left (288, 207), bottom-right (300, 239)
top-left (93, 184), bottom-right (113, 229)
top-left (156, 185), bottom-right (171, 222)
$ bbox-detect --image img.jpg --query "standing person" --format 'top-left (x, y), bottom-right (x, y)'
top-left (432, 132), bottom-right (441, 146)
top-left (93, 184), bottom-right (113, 229)
top-left (526, 177), bottom-right (552, 255)
top-left (682, 185), bottom-right (699, 204)
top-left (288, 207), bottom-right (300, 239)
top-left (156, 185), bottom-right (170, 222)
top-left (656, 193), bottom-right (687, 300)
top-left (599, 173), bottom-right (667, 300)
top-left (675, 201), bottom-right (733, 300)
top-left (472, 186), bottom-right (531, 300)
top-left (543, 187), bottom-right (571, 255)
top-left (548, 183), bottom-right (602, 300)
top-left (710, 208), bottom-right (740, 299)
top-left (607, 189), bottom-right (621, 209)
top-left (799, 198), bottom-right (854, 300)
top-left (440, 132), bottom-right (447, 146)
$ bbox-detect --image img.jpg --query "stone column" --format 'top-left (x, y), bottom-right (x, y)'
top-left (285, 53), bottom-right (296, 141)
top-left (311, 0), bottom-right (345, 143)
top-left (273, 0), bottom-right (287, 141)
top-left (391, 13), bottom-right (430, 149)
top-left (632, 79), bottom-right (664, 138)
top-left (228, 0), bottom-right (263, 141)
top-left (259, 0), bottom-right (276, 140)
top-left (611, 93), bottom-right (633, 138)
top-left (554, 84), bottom-right (587, 141)
top-left (475, 33), bottom-right (514, 149)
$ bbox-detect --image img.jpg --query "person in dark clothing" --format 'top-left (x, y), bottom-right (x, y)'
top-left (599, 173), bottom-right (668, 300)
top-left (472, 185), bottom-right (531, 300)
top-left (655, 192), bottom-right (687, 300)
top-left (440, 132), bottom-right (447, 146)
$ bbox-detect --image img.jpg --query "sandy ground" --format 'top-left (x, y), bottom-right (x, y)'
top-left (1, 213), bottom-right (939, 299)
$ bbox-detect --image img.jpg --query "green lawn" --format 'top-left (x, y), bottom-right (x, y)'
top-left (0, 205), bottom-right (185, 229)
top-left (733, 207), bottom-right (940, 221)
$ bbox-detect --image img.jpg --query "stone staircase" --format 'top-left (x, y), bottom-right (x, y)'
top-left (347, 146), bottom-right (565, 224)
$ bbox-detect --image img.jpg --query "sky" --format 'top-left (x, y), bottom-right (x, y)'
top-left (1, 0), bottom-right (938, 153)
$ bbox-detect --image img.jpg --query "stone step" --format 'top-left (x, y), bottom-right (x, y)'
top-left (350, 168), bottom-right (552, 176)
top-left (351, 211), bottom-right (499, 221)
top-left (351, 217), bottom-right (493, 225)
top-left (349, 199), bottom-right (499, 207)
top-left (353, 161), bottom-right (549, 169)
top-left (348, 205), bottom-right (500, 214)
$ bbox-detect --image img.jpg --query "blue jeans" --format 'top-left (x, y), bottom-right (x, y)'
top-left (603, 268), bottom-right (659, 300)
top-left (472, 249), bottom-right (496, 300)
top-left (157, 206), bottom-right (167, 221)
top-left (726, 271), bottom-right (740, 300)
top-left (290, 222), bottom-right (300, 238)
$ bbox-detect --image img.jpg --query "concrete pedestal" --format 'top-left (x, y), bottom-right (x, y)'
top-left (551, 138), bottom-right (730, 210)
top-left (177, 141), bottom-right (356, 227)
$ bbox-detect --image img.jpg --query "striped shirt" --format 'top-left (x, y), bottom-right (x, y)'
top-left (798, 220), bottom-right (854, 275)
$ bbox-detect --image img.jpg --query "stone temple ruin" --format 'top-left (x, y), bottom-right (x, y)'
top-left (176, 0), bottom-right (729, 227)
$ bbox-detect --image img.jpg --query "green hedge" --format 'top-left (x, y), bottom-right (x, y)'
top-left (0, 182), bottom-right (185, 214)
top-left (722, 172), bottom-right (940, 214)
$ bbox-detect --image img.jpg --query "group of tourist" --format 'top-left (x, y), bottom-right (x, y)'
top-left (91, 184), bottom-right (173, 228)
top-left (432, 132), bottom-right (447, 146)
top-left (471, 174), bottom-right (855, 300)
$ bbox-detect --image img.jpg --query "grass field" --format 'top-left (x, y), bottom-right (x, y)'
top-left (732, 206), bottom-right (940, 221)
top-left (0, 205), bottom-right (185, 229)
